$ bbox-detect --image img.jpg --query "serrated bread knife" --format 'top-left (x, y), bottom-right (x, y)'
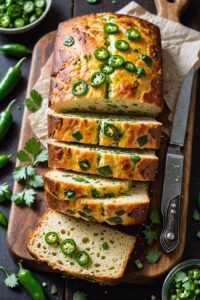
top-left (160, 67), bottom-right (195, 253)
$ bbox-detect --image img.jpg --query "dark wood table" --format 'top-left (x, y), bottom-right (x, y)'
top-left (0, 0), bottom-right (200, 299)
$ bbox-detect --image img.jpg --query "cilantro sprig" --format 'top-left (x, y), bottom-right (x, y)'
top-left (0, 183), bottom-right (12, 204)
top-left (73, 291), bottom-right (88, 300)
top-left (0, 267), bottom-right (18, 288)
top-left (24, 89), bottom-right (43, 112)
top-left (11, 137), bottom-right (47, 207)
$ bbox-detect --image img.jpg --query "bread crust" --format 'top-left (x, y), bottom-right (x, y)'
top-left (49, 13), bottom-right (163, 116)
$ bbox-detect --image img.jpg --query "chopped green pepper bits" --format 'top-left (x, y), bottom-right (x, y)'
top-left (140, 54), bottom-right (153, 67)
top-left (116, 210), bottom-right (125, 216)
top-left (91, 188), bottom-right (100, 198)
top-left (97, 165), bottom-right (112, 177)
top-left (72, 131), bottom-right (83, 141)
top-left (64, 189), bottom-right (76, 199)
top-left (102, 241), bottom-right (109, 250)
top-left (64, 36), bottom-right (74, 46)
top-left (131, 155), bottom-right (141, 163)
top-left (79, 159), bottom-right (91, 172)
top-left (103, 22), bottom-right (119, 34)
top-left (137, 135), bottom-right (148, 147)
top-left (137, 68), bottom-right (146, 78)
top-left (134, 259), bottom-right (143, 269)
top-left (106, 216), bottom-right (122, 224)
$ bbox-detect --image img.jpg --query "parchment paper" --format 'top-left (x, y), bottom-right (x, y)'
top-left (29, 1), bottom-right (200, 147)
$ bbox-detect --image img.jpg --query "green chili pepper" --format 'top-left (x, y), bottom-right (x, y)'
top-left (75, 251), bottom-right (90, 266)
top-left (29, 15), bottom-right (37, 23)
top-left (7, 4), bottom-right (21, 18)
top-left (140, 54), bottom-right (152, 67)
top-left (197, 192), bottom-right (200, 211)
top-left (126, 28), bottom-right (141, 40)
top-left (71, 80), bottom-right (88, 96)
top-left (60, 239), bottom-right (77, 256)
top-left (64, 189), bottom-right (76, 198)
top-left (99, 63), bottom-right (114, 74)
top-left (45, 231), bottom-right (59, 245)
top-left (103, 22), bottom-right (119, 34)
top-left (124, 61), bottom-right (137, 72)
top-left (18, 262), bottom-right (46, 300)
top-left (0, 99), bottom-right (16, 141)
top-left (0, 210), bottom-right (8, 227)
top-left (78, 159), bottom-right (91, 172)
top-left (115, 40), bottom-right (130, 51)
top-left (0, 44), bottom-right (30, 57)
top-left (108, 55), bottom-right (124, 68)
top-left (103, 123), bottom-right (121, 142)
top-left (0, 57), bottom-right (26, 102)
top-left (136, 67), bottom-right (146, 78)
top-left (90, 72), bottom-right (106, 87)
top-left (97, 165), bottom-right (112, 177)
top-left (94, 47), bottom-right (109, 61)
top-left (0, 154), bottom-right (11, 169)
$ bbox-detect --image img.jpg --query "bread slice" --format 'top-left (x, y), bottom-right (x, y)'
top-left (45, 181), bottom-right (149, 226)
top-left (48, 112), bottom-right (162, 149)
top-left (48, 140), bottom-right (158, 181)
top-left (44, 169), bottom-right (132, 200)
top-left (27, 209), bottom-right (135, 284)
top-left (49, 13), bottom-right (163, 116)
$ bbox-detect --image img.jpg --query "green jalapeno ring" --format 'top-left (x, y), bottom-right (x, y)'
top-left (94, 47), bottom-right (109, 61)
top-left (35, 0), bottom-right (46, 8)
top-left (45, 231), bottom-right (59, 245)
top-left (76, 251), bottom-right (90, 266)
top-left (71, 80), bottom-right (88, 96)
top-left (108, 55), bottom-right (124, 68)
top-left (23, 1), bottom-right (35, 14)
top-left (126, 28), bottom-right (141, 40)
top-left (124, 61), bottom-right (137, 72)
top-left (103, 22), bottom-right (119, 34)
top-left (99, 63), bottom-right (114, 74)
top-left (78, 159), bottom-right (91, 172)
top-left (115, 39), bottom-right (130, 51)
top-left (63, 36), bottom-right (74, 47)
top-left (60, 239), bottom-right (77, 256)
top-left (1, 15), bottom-right (11, 28)
top-left (90, 71), bottom-right (106, 87)
top-left (7, 4), bottom-right (21, 19)
top-left (103, 123), bottom-right (121, 142)
top-left (136, 67), bottom-right (146, 78)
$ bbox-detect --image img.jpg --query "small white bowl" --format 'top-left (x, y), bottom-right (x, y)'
top-left (0, 0), bottom-right (52, 34)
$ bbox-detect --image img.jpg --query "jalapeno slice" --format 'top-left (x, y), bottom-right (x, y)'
top-left (1, 15), bottom-right (11, 28)
top-left (108, 55), bottom-right (124, 68)
top-left (140, 54), bottom-right (152, 67)
top-left (23, 1), bottom-right (34, 14)
top-left (14, 18), bottom-right (25, 27)
top-left (115, 39), bottom-right (130, 51)
top-left (72, 131), bottom-right (83, 141)
top-left (97, 165), bottom-right (112, 177)
top-left (76, 251), bottom-right (90, 266)
top-left (124, 61), bottom-right (137, 72)
top-left (103, 123), bottom-right (121, 142)
top-left (63, 36), bottom-right (74, 46)
top-left (94, 47), bottom-right (109, 61)
top-left (126, 28), bottom-right (141, 40)
top-left (78, 159), bottom-right (91, 172)
top-left (60, 239), bottom-right (77, 256)
top-left (64, 189), bottom-right (76, 199)
top-left (35, 0), bottom-right (46, 8)
top-left (7, 4), bottom-right (21, 18)
top-left (90, 72), bottom-right (106, 87)
top-left (45, 231), bottom-right (59, 245)
top-left (71, 80), bottom-right (88, 96)
top-left (99, 63), bottom-right (114, 74)
top-left (103, 22), bottom-right (119, 34)
top-left (136, 67), bottom-right (146, 78)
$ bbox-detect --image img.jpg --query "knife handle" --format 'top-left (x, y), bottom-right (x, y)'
top-left (160, 194), bottom-right (180, 253)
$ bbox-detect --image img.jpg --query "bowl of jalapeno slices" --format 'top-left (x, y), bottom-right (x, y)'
top-left (0, 0), bottom-right (52, 34)
top-left (162, 259), bottom-right (200, 300)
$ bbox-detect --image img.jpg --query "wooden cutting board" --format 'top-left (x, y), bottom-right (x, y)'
top-left (7, 1), bottom-right (197, 284)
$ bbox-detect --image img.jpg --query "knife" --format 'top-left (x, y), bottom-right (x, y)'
top-left (160, 66), bottom-right (195, 253)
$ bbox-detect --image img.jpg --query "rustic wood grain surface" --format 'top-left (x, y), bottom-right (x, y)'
top-left (0, 1), bottom-right (200, 299)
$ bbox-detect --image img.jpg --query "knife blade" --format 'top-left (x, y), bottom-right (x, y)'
top-left (160, 67), bottom-right (195, 253)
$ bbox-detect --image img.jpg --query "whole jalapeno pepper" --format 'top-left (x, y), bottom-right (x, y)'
top-left (18, 262), bottom-right (46, 300)
top-left (0, 154), bottom-right (11, 169)
top-left (0, 99), bottom-right (16, 141)
top-left (0, 57), bottom-right (26, 102)
top-left (0, 44), bottom-right (30, 57)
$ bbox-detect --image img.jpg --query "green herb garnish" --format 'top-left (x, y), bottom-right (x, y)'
top-left (0, 266), bottom-right (18, 288)
top-left (102, 242), bottom-right (109, 250)
top-left (24, 89), bottom-right (42, 112)
top-left (146, 251), bottom-right (161, 264)
top-left (0, 183), bottom-right (11, 203)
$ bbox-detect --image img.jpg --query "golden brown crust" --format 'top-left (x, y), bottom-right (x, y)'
top-left (48, 141), bottom-right (158, 181)
top-left (49, 13), bottom-right (163, 115)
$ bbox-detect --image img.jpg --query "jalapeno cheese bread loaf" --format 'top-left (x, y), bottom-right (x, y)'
top-left (48, 112), bottom-right (162, 149)
top-left (44, 169), bottom-right (132, 200)
top-left (27, 209), bottom-right (136, 285)
top-left (45, 181), bottom-right (149, 226)
top-left (49, 13), bottom-right (163, 116)
top-left (48, 141), bottom-right (158, 181)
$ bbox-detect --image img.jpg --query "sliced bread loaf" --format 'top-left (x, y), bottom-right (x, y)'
top-left (27, 209), bottom-right (135, 284)
top-left (48, 112), bottom-right (162, 149)
top-left (45, 182), bottom-right (149, 226)
top-left (44, 169), bottom-right (131, 200)
top-left (48, 141), bottom-right (158, 181)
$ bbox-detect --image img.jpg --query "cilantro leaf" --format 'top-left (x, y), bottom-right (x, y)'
top-left (34, 149), bottom-right (48, 165)
top-left (26, 165), bottom-right (36, 177)
top-left (13, 166), bottom-right (27, 181)
top-left (24, 89), bottom-right (42, 112)
top-left (11, 192), bottom-right (25, 205)
top-left (146, 251), bottom-right (161, 264)
top-left (24, 138), bottom-right (41, 156)
top-left (193, 209), bottom-right (200, 222)
top-left (73, 291), bottom-right (88, 300)
top-left (23, 188), bottom-right (36, 207)
top-left (150, 211), bottom-right (161, 225)
top-left (51, 284), bottom-right (58, 295)
top-left (4, 274), bottom-right (18, 288)
top-left (143, 229), bottom-right (158, 245)
top-left (0, 183), bottom-right (11, 204)
top-left (28, 175), bottom-right (44, 188)
top-left (17, 150), bottom-right (31, 163)
top-left (175, 271), bottom-right (187, 283)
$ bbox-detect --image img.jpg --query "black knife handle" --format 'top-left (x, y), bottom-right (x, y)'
top-left (160, 194), bottom-right (180, 253)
